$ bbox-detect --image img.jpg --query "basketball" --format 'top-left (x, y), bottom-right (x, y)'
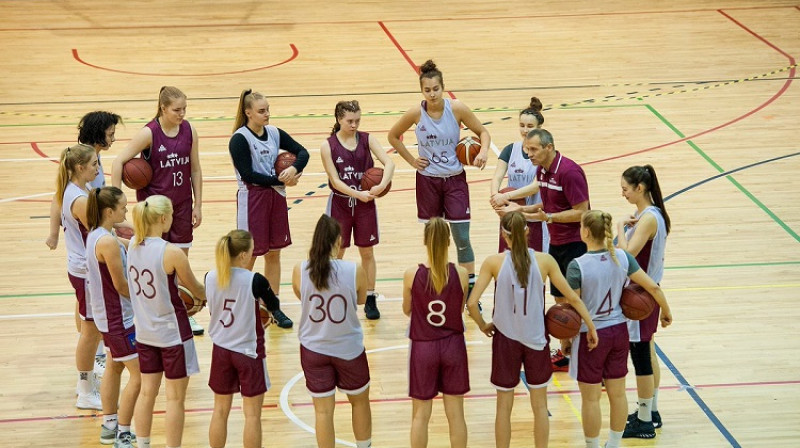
top-left (121, 158), bottom-right (152, 190)
top-left (499, 186), bottom-right (526, 206)
top-left (545, 303), bottom-right (581, 339)
top-left (178, 285), bottom-right (205, 317)
top-left (455, 136), bottom-right (481, 166)
top-left (274, 151), bottom-right (297, 177)
top-left (361, 167), bottom-right (391, 197)
top-left (259, 304), bottom-right (274, 329)
top-left (115, 226), bottom-right (134, 240)
top-left (621, 283), bottom-right (656, 320)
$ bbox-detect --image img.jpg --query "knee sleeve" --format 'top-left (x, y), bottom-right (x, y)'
top-left (449, 222), bottom-right (474, 264)
top-left (630, 341), bottom-right (653, 376)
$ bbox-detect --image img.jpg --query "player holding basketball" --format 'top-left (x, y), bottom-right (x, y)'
top-left (86, 186), bottom-right (140, 447)
top-left (466, 211), bottom-right (596, 448)
top-left (321, 100), bottom-right (395, 320)
top-left (111, 86), bottom-right (205, 335)
top-left (615, 165), bottom-right (673, 438)
top-left (207, 230), bottom-right (280, 448)
top-left (292, 215), bottom-right (372, 448)
top-left (52, 144), bottom-right (104, 410)
top-left (567, 210), bottom-right (670, 448)
top-left (127, 195), bottom-right (205, 448)
top-left (489, 97), bottom-right (549, 253)
top-left (402, 217), bottom-right (470, 448)
top-left (230, 89), bottom-right (309, 329)
top-left (389, 60), bottom-right (491, 301)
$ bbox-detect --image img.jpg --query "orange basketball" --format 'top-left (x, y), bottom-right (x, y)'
top-left (499, 186), bottom-right (526, 206)
top-left (621, 283), bottom-right (656, 320)
top-left (121, 158), bottom-right (152, 190)
top-left (115, 226), bottom-right (134, 240)
top-left (361, 167), bottom-right (391, 197)
top-left (274, 151), bottom-right (297, 176)
top-left (259, 304), bottom-right (274, 329)
top-left (178, 285), bottom-right (205, 317)
top-left (455, 136), bottom-right (481, 166)
top-left (545, 303), bottom-right (581, 339)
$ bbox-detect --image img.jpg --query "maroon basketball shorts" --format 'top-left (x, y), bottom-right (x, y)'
top-left (408, 333), bottom-right (470, 400)
top-left (570, 322), bottom-right (629, 384)
top-left (208, 344), bottom-right (270, 397)
top-left (237, 185), bottom-right (291, 256)
top-left (300, 345), bottom-right (370, 397)
top-left (326, 193), bottom-right (379, 248)
top-left (415, 171), bottom-right (471, 222)
top-left (491, 329), bottom-right (552, 390)
top-left (69, 273), bottom-right (93, 321)
top-left (164, 199), bottom-right (194, 247)
top-left (137, 339), bottom-right (199, 380)
top-left (628, 302), bottom-right (661, 343)
top-left (498, 220), bottom-right (546, 253)
top-left (102, 325), bottom-right (138, 362)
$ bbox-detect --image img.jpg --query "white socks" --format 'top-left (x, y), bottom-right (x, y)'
top-left (652, 388), bottom-right (660, 412)
top-left (102, 414), bottom-right (118, 430)
top-left (606, 429), bottom-right (623, 447)
top-left (638, 397), bottom-right (653, 421)
top-left (356, 440), bottom-right (372, 448)
top-left (585, 436), bottom-right (600, 448)
top-left (77, 371), bottom-right (93, 395)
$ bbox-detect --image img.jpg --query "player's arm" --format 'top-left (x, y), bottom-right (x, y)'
top-left (402, 266), bottom-right (416, 317)
top-left (291, 263), bottom-right (302, 301)
top-left (228, 133), bottom-right (281, 186)
top-left (253, 272), bottom-right (280, 312)
top-left (355, 262), bottom-right (367, 306)
top-left (164, 245), bottom-right (205, 301)
top-left (320, 140), bottom-right (371, 202)
top-left (111, 127), bottom-right (152, 188)
top-left (388, 107), bottom-right (425, 169)
top-left (97, 235), bottom-right (129, 297)
top-left (455, 265), bottom-right (469, 310)
top-left (539, 253), bottom-right (596, 332)
top-left (367, 133), bottom-right (395, 196)
top-left (467, 255), bottom-right (500, 337)
top-left (453, 100), bottom-right (491, 169)
top-left (616, 213), bottom-right (656, 256)
top-left (189, 124), bottom-right (203, 228)
top-left (45, 197), bottom-right (61, 250)
top-left (276, 128), bottom-right (310, 186)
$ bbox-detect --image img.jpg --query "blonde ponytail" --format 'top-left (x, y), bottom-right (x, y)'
top-left (130, 195), bottom-right (173, 247)
top-left (54, 144), bottom-right (95, 204)
top-left (424, 217), bottom-right (451, 294)
top-left (215, 230), bottom-right (253, 289)
top-left (501, 211), bottom-right (531, 287)
top-left (582, 210), bottom-right (619, 266)
top-left (233, 89), bottom-right (265, 132)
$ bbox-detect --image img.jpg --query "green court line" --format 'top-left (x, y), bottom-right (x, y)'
top-left (645, 104), bottom-right (800, 243)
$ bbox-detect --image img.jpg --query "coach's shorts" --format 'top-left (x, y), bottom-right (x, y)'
top-left (548, 241), bottom-right (587, 297)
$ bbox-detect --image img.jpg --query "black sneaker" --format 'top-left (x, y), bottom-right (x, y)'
top-left (628, 410), bottom-right (662, 428)
top-left (364, 294), bottom-right (380, 320)
top-left (623, 417), bottom-right (656, 439)
top-left (271, 309), bottom-right (293, 329)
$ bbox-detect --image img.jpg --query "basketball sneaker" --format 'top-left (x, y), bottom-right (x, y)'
top-left (76, 391), bottom-right (102, 410)
top-left (623, 417), bottom-right (656, 439)
top-left (364, 294), bottom-right (380, 320)
top-left (114, 432), bottom-right (135, 448)
top-left (550, 348), bottom-right (569, 372)
top-left (188, 316), bottom-right (204, 336)
top-left (628, 410), bottom-right (662, 428)
top-left (272, 309), bottom-right (293, 329)
top-left (94, 354), bottom-right (106, 377)
top-left (100, 425), bottom-right (116, 445)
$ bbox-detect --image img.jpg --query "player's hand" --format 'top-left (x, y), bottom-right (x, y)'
top-left (490, 192), bottom-right (510, 208)
top-left (560, 338), bottom-right (573, 354)
top-left (45, 234), bottom-right (58, 250)
top-left (660, 307), bottom-right (673, 328)
top-left (585, 329), bottom-right (599, 351)
top-left (480, 321), bottom-right (495, 337)
top-left (473, 150), bottom-right (488, 170)
top-left (356, 190), bottom-right (375, 203)
top-left (278, 166), bottom-right (299, 184)
top-left (368, 185), bottom-right (386, 197)
top-left (412, 157), bottom-right (430, 170)
top-left (618, 215), bottom-right (638, 230)
top-left (192, 206), bottom-right (203, 229)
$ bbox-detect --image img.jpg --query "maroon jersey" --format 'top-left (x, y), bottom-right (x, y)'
top-left (328, 131), bottom-right (374, 192)
top-left (535, 152), bottom-right (590, 245)
top-left (137, 119), bottom-right (193, 207)
top-left (409, 263), bottom-right (465, 341)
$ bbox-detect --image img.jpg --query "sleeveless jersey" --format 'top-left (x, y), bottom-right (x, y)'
top-left (86, 227), bottom-right (133, 334)
top-left (409, 263), bottom-right (465, 341)
top-left (493, 250), bottom-right (548, 350)
top-left (507, 141), bottom-right (549, 248)
top-left (137, 119), bottom-right (193, 206)
top-left (232, 125), bottom-right (281, 189)
top-left (328, 131), bottom-right (374, 192)
top-left (206, 268), bottom-right (265, 359)
top-left (61, 182), bottom-right (89, 277)
top-left (415, 99), bottom-right (462, 177)
top-left (298, 260), bottom-right (363, 360)
top-left (625, 206), bottom-right (666, 284)
top-left (127, 237), bottom-right (192, 347)
top-left (574, 249), bottom-right (629, 331)
top-left (89, 154), bottom-right (105, 190)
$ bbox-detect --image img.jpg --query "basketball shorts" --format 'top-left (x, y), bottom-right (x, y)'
top-left (237, 185), bottom-right (291, 256)
top-left (408, 333), bottom-right (470, 400)
top-left (300, 345), bottom-right (370, 397)
top-left (208, 344), bottom-right (270, 397)
top-left (69, 273), bottom-right (93, 321)
top-left (491, 329), bottom-right (552, 390)
top-left (102, 325), bottom-right (138, 362)
top-left (569, 323), bottom-right (629, 384)
top-left (415, 171), bottom-right (470, 222)
top-left (137, 338), bottom-right (199, 379)
top-left (326, 193), bottom-right (379, 248)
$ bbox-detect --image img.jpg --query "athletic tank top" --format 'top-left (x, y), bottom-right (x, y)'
top-left (507, 141), bottom-right (549, 248)
top-left (86, 227), bottom-right (133, 334)
top-left (415, 99), bottom-right (462, 177)
top-left (61, 182), bottom-right (89, 277)
top-left (232, 125), bottom-right (281, 190)
top-left (574, 249), bottom-right (629, 331)
top-left (127, 237), bottom-right (192, 347)
top-left (493, 250), bottom-right (548, 350)
top-left (298, 260), bottom-right (363, 360)
top-left (328, 131), bottom-right (374, 192)
top-left (624, 206), bottom-right (667, 284)
top-left (137, 119), bottom-right (193, 206)
top-left (207, 268), bottom-right (265, 359)
top-left (409, 263), bottom-right (465, 341)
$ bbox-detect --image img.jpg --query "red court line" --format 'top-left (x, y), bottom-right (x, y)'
top-left (71, 44), bottom-right (298, 77)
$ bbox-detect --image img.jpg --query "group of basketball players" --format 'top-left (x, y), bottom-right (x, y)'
top-left (49, 59), bottom-right (674, 448)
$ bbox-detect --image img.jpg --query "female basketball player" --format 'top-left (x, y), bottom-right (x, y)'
top-left (321, 100), bottom-right (395, 320)
top-left (616, 165), bottom-right (673, 438)
top-left (291, 215), bottom-right (372, 448)
top-left (489, 98), bottom-right (549, 253)
top-left (466, 211), bottom-right (597, 448)
top-left (389, 60), bottom-right (491, 299)
top-left (230, 89), bottom-right (310, 329)
top-left (402, 217), bottom-right (470, 448)
top-left (111, 86), bottom-right (205, 335)
top-left (86, 186), bottom-right (140, 447)
top-left (53, 143), bottom-right (103, 410)
top-left (568, 210), bottom-right (670, 448)
top-left (127, 195), bottom-right (205, 448)
top-left (207, 230), bottom-right (280, 448)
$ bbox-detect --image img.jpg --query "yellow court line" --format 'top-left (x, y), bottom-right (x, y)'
top-left (551, 375), bottom-right (583, 423)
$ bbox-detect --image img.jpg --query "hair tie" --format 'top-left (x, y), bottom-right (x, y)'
top-left (95, 188), bottom-right (101, 196)
top-left (144, 200), bottom-right (148, 207)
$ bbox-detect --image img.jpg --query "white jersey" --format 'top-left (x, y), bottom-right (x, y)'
top-left (624, 206), bottom-right (666, 283)
top-left (493, 249), bottom-right (548, 350)
top-left (86, 227), bottom-right (133, 333)
top-left (298, 260), bottom-right (363, 360)
top-left (232, 125), bottom-right (282, 192)
top-left (574, 249), bottom-right (629, 331)
top-left (507, 141), bottom-right (549, 250)
top-left (128, 237), bottom-right (192, 347)
top-left (206, 268), bottom-right (265, 359)
top-left (61, 182), bottom-right (89, 277)
top-left (415, 99), bottom-right (463, 177)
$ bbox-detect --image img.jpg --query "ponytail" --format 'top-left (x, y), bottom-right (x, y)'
top-left (582, 210), bottom-right (619, 266)
top-left (233, 89), bottom-right (266, 132)
top-left (520, 96), bottom-right (544, 126)
top-left (130, 195), bottom-right (173, 248)
top-left (424, 217), bottom-right (450, 294)
top-left (54, 144), bottom-right (95, 204)
top-left (500, 212), bottom-right (531, 287)
top-left (622, 164), bottom-right (671, 234)
top-left (215, 229), bottom-right (253, 289)
top-left (155, 86), bottom-right (186, 120)
top-left (307, 215), bottom-right (341, 290)
top-left (86, 186), bottom-right (124, 230)
top-left (331, 100), bottom-right (361, 136)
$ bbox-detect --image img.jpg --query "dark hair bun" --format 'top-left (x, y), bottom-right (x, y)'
top-left (419, 60), bottom-right (438, 74)
top-left (529, 97), bottom-right (542, 112)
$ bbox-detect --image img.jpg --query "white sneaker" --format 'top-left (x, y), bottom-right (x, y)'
top-left (188, 316), bottom-right (204, 336)
top-left (76, 391), bottom-right (102, 410)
